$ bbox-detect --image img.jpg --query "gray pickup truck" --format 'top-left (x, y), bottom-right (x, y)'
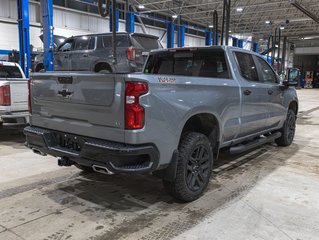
top-left (24, 46), bottom-right (298, 202)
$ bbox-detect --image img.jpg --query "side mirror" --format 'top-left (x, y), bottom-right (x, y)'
top-left (286, 68), bottom-right (300, 87)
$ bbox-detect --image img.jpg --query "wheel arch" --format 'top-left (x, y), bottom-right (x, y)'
top-left (94, 61), bottom-right (113, 72)
top-left (288, 100), bottom-right (298, 115)
top-left (179, 112), bottom-right (221, 153)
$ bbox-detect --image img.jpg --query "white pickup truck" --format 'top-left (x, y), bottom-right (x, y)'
top-left (0, 61), bottom-right (29, 127)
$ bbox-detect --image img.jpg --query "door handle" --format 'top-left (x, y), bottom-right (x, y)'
top-left (268, 89), bottom-right (274, 95)
top-left (243, 89), bottom-right (252, 95)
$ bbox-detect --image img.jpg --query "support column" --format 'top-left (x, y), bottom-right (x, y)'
top-left (167, 22), bottom-right (174, 48)
top-left (40, 0), bottom-right (54, 72)
top-left (205, 31), bottom-right (212, 46)
top-left (177, 24), bottom-right (185, 47)
top-left (213, 10), bottom-right (218, 45)
top-left (238, 39), bottom-right (243, 48)
top-left (109, 7), bottom-right (119, 32)
top-left (17, 0), bottom-right (31, 77)
top-left (232, 37), bottom-right (238, 47)
top-left (126, 12), bottom-right (135, 33)
top-left (252, 42), bottom-right (259, 52)
top-left (282, 36), bottom-right (287, 73)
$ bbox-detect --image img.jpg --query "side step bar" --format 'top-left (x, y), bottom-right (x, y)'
top-left (229, 132), bottom-right (281, 155)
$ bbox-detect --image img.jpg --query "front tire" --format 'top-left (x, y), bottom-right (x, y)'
top-left (275, 109), bottom-right (296, 146)
top-left (163, 132), bottom-right (213, 202)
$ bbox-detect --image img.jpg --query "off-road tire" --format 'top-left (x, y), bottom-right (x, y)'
top-left (275, 109), bottom-right (296, 146)
top-left (163, 132), bottom-right (213, 202)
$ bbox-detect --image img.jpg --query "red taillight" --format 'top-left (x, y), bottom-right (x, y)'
top-left (28, 79), bottom-right (31, 113)
top-left (0, 85), bottom-right (11, 106)
top-left (127, 47), bottom-right (136, 61)
top-left (125, 81), bottom-right (148, 130)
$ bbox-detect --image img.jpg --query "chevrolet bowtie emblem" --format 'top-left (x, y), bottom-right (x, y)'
top-left (58, 89), bottom-right (73, 98)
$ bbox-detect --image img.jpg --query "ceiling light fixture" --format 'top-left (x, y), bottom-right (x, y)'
top-left (280, 26), bottom-right (285, 30)
top-left (236, 7), bottom-right (243, 12)
top-left (172, 14), bottom-right (178, 19)
top-left (265, 20), bottom-right (270, 24)
top-left (208, 25), bottom-right (214, 28)
top-left (138, 5), bottom-right (145, 9)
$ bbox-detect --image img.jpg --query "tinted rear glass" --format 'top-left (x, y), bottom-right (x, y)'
top-left (103, 35), bottom-right (129, 48)
top-left (0, 66), bottom-right (22, 78)
top-left (144, 49), bottom-right (229, 78)
top-left (131, 36), bottom-right (162, 49)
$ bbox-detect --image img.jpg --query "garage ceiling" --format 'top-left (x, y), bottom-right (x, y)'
top-left (135, 0), bottom-right (319, 40)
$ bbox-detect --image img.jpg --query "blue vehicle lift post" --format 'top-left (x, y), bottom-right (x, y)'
top-left (205, 31), bottom-right (212, 46)
top-left (126, 11), bottom-right (135, 33)
top-left (177, 24), bottom-right (185, 47)
top-left (40, 0), bottom-right (54, 71)
top-left (232, 37), bottom-right (238, 47)
top-left (167, 22), bottom-right (174, 48)
top-left (252, 42), bottom-right (259, 53)
top-left (17, 0), bottom-right (31, 77)
top-left (238, 39), bottom-right (244, 48)
top-left (110, 6), bottom-right (119, 32)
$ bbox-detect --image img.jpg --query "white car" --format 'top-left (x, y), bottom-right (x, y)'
top-left (0, 61), bottom-right (29, 127)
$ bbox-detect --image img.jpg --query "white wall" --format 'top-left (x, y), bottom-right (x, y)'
top-left (0, 0), bottom-right (205, 52)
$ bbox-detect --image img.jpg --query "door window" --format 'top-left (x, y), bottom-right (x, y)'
top-left (235, 52), bottom-right (259, 81)
top-left (255, 57), bottom-right (278, 83)
top-left (58, 39), bottom-right (74, 52)
top-left (74, 36), bottom-right (91, 51)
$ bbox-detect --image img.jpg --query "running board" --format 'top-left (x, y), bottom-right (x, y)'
top-left (229, 132), bottom-right (281, 155)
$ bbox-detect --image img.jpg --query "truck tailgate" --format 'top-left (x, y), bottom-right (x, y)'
top-left (30, 72), bottom-right (125, 142)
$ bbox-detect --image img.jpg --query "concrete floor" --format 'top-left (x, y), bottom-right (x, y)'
top-left (0, 89), bottom-right (319, 240)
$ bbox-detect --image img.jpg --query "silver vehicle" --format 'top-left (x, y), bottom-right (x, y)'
top-left (0, 62), bottom-right (29, 127)
top-left (33, 32), bottom-right (163, 73)
top-left (24, 46), bottom-right (298, 202)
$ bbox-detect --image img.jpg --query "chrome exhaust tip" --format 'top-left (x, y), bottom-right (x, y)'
top-left (92, 165), bottom-right (114, 175)
top-left (32, 148), bottom-right (46, 156)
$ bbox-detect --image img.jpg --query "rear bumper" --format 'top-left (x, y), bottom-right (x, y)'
top-left (0, 111), bottom-right (29, 126)
top-left (24, 126), bottom-right (160, 174)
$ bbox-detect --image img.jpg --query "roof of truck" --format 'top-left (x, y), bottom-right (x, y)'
top-left (69, 32), bottom-right (159, 39)
top-left (149, 45), bottom-right (260, 56)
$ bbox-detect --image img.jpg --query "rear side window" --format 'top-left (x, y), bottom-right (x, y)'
top-left (0, 66), bottom-right (22, 78)
top-left (144, 50), bottom-right (229, 79)
top-left (235, 52), bottom-right (258, 81)
top-left (103, 35), bottom-right (129, 48)
top-left (131, 35), bottom-right (162, 49)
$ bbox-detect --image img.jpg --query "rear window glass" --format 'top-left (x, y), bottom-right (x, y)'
top-left (0, 66), bottom-right (22, 78)
top-left (131, 35), bottom-right (162, 49)
top-left (103, 35), bottom-right (129, 48)
top-left (144, 50), bottom-right (229, 78)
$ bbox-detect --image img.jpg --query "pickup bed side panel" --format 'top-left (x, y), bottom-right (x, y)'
top-left (124, 73), bottom-right (241, 166)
